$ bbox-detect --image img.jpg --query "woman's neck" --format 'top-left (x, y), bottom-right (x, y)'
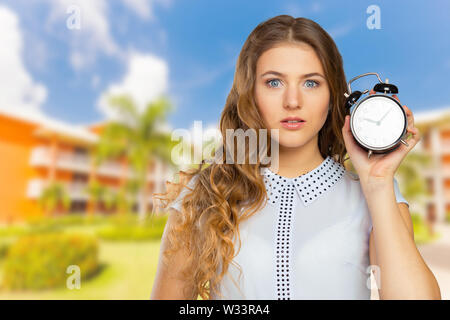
top-left (269, 143), bottom-right (325, 179)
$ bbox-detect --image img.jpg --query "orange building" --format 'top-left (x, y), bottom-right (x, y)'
top-left (414, 107), bottom-right (450, 223)
top-left (2, 106), bottom-right (449, 225)
top-left (0, 109), bottom-right (172, 224)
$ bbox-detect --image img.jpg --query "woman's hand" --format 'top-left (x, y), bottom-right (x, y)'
top-left (341, 90), bottom-right (421, 187)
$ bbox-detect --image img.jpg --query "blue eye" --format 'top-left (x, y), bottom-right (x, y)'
top-left (304, 79), bottom-right (319, 88)
top-left (266, 79), bottom-right (282, 88)
top-left (265, 78), bottom-right (320, 89)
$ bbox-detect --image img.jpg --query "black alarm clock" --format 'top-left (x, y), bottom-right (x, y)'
top-left (344, 72), bottom-right (409, 159)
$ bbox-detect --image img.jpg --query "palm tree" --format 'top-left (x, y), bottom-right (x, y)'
top-left (102, 187), bottom-right (118, 212)
top-left (396, 150), bottom-right (436, 235)
top-left (85, 180), bottom-right (109, 215)
top-left (38, 182), bottom-right (71, 217)
top-left (94, 94), bottom-right (178, 222)
top-left (396, 151), bottom-right (433, 200)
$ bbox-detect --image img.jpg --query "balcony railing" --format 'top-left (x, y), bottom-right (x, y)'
top-left (422, 165), bottom-right (450, 178)
top-left (29, 146), bottom-right (168, 182)
top-left (26, 179), bottom-right (90, 200)
top-left (412, 138), bottom-right (450, 154)
top-left (442, 140), bottom-right (450, 154)
top-left (26, 179), bottom-right (159, 204)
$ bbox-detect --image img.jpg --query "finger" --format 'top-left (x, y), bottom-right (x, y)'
top-left (342, 115), bottom-right (367, 159)
top-left (342, 115), bottom-right (348, 134)
top-left (412, 126), bottom-right (421, 140)
top-left (369, 89), bottom-right (376, 95)
top-left (343, 115), bottom-right (351, 133)
top-left (392, 94), bottom-right (400, 103)
top-left (341, 115), bottom-right (351, 141)
top-left (402, 105), bottom-right (415, 128)
top-left (408, 126), bottom-right (419, 137)
top-left (405, 126), bottom-right (421, 149)
top-left (342, 115), bottom-right (354, 151)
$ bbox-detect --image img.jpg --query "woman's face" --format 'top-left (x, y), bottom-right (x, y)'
top-left (254, 42), bottom-right (330, 149)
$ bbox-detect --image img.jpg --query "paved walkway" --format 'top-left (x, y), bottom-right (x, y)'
top-left (417, 222), bottom-right (450, 300)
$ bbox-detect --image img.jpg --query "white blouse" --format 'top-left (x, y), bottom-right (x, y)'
top-left (168, 156), bottom-right (409, 300)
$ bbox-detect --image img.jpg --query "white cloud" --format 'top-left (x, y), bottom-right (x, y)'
top-left (175, 57), bottom-right (236, 91)
top-left (0, 5), bottom-right (47, 115)
top-left (283, 3), bottom-right (302, 17)
top-left (327, 24), bottom-right (353, 38)
top-left (310, 2), bottom-right (323, 13)
top-left (97, 51), bottom-right (169, 119)
top-left (44, 0), bottom-right (122, 70)
top-left (42, 0), bottom-right (174, 71)
top-left (328, 24), bottom-right (353, 39)
top-left (23, 31), bottom-right (50, 73)
top-left (282, 2), bottom-right (324, 18)
top-left (120, 0), bottom-right (174, 20)
top-left (121, 0), bottom-right (152, 20)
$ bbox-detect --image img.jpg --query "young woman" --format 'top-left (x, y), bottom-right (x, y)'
top-left (151, 15), bottom-right (440, 300)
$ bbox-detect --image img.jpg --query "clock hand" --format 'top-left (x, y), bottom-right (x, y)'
top-left (376, 107), bottom-right (393, 125)
top-left (363, 117), bottom-right (378, 124)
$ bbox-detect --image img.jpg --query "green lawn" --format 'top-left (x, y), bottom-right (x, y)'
top-left (0, 215), bottom-right (440, 300)
top-left (0, 238), bottom-right (161, 300)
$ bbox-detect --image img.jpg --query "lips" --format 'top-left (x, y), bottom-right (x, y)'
top-left (280, 116), bottom-right (305, 123)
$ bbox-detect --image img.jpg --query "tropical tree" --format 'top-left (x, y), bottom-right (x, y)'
top-left (103, 187), bottom-right (118, 212)
top-left (397, 150), bottom-right (437, 236)
top-left (396, 151), bottom-right (433, 200)
top-left (344, 148), bottom-right (433, 198)
top-left (85, 180), bottom-right (118, 215)
top-left (38, 182), bottom-right (71, 217)
top-left (94, 94), bottom-right (178, 222)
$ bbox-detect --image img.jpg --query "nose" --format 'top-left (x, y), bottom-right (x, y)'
top-left (284, 83), bottom-right (302, 109)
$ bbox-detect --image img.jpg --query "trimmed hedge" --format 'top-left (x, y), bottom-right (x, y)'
top-left (0, 225), bottom-right (30, 238)
top-left (96, 214), bottom-right (168, 241)
top-left (26, 214), bottom-right (109, 229)
top-left (2, 233), bottom-right (99, 290)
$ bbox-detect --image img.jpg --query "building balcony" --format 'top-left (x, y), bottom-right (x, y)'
top-left (29, 146), bottom-right (169, 182)
top-left (414, 137), bottom-right (450, 155)
top-left (422, 165), bottom-right (450, 178)
top-left (26, 179), bottom-right (91, 201)
top-left (26, 179), bottom-right (159, 204)
top-left (441, 140), bottom-right (450, 154)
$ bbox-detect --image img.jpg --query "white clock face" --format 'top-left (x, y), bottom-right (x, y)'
top-left (351, 96), bottom-right (405, 149)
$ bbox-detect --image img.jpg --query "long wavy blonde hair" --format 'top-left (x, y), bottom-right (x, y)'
top-left (153, 15), bottom-right (351, 300)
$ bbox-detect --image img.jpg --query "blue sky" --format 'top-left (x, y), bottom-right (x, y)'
top-left (1, 0), bottom-right (449, 131)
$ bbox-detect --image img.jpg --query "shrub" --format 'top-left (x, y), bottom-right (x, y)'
top-left (26, 214), bottom-right (109, 229)
top-left (411, 212), bottom-right (437, 245)
top-left (0, 240), bottom-right (12, 260)
top-left (0, 215), bottom-right (108, 240)
top-left (0, 225), bottom-right (29, 238)
top-left (2, 233), bottom-right (99, 290)
top-left (96, 214), bottom-right (168, 241)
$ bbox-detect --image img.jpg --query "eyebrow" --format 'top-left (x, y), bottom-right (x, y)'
top-left (260, 71), bottom-right (326, 79)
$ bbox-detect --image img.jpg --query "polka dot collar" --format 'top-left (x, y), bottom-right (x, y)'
top-left (262, 156), bottom-right (346, 207)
